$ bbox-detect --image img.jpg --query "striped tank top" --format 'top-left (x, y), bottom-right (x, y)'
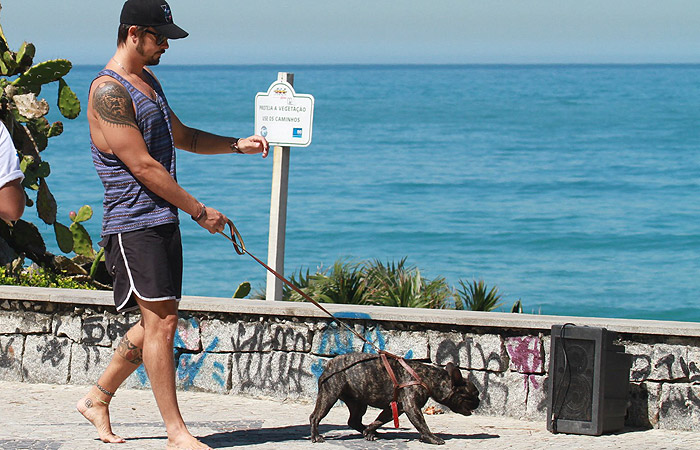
top-left (91, 69), bottom-right (179, 236)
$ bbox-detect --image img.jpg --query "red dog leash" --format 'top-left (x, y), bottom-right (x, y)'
top-left (218, 219), bottom-right (430, 427)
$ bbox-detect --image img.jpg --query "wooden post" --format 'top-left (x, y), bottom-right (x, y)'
top-left (266, 72), bottom-right (294, 301)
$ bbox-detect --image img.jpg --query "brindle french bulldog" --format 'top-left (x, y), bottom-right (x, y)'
top-left (310, 352), bottom-right (480, 445)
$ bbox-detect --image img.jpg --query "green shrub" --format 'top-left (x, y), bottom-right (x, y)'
top-left (364, 258), bottom-right (452, 309)
top-left (0, 264), bottom-right (95, 290)
top-left (311, 260), bottom-right (367, 305)
top-left (246, 258), bottom-right (527, 313)
top-left (455, 279), bottom-right (502, 311)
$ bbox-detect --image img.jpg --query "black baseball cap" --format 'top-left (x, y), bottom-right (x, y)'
top-left (120, 0), bottom-right (188, 39)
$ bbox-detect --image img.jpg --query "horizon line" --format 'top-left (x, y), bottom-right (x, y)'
top-left (70, 62), bottom-right (700, 67)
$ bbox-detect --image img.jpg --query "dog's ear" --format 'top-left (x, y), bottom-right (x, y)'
top-left (445, 362), bottom-right (464, 385)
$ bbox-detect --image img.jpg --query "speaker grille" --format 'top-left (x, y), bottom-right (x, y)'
top-left (552, 337), bottom-right (595, 422)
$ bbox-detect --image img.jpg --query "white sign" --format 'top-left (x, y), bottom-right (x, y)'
top-left (255, 81), bottom-right (314, 147)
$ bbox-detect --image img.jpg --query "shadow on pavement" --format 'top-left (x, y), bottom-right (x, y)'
top-left (201, 423), bottom-right (498, 447)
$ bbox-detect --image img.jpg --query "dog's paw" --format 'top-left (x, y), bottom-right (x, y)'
top-left (420, 434), bottom-right (445, 445)
top-left (311, 435), bottom-right (325, 443)
top-left (363, 429), bottom-right (379, 441)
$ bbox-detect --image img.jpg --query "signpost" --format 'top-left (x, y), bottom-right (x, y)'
top-left (256, 73), bottom-right (314, 301)
top-left (255, 76), bottom-right (314, 147)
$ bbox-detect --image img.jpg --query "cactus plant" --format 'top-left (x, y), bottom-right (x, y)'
top-left (26, 117), bottom-right (49, 151)
top-left (47, 121), bottom-right (62, 137)
top-left (53, 221), bottom-right (73, 253)
top-left (233, 282), bottom-right (251, 299)
top-left (36, 178), bottom-right (56, 225)
top-left (11, 59), bottom-right (71, 88)
top-left (72, 205), bottom-right (93, 223)
top-left (15, 42), bottom-right (35, 71)
top-left (70, 221), bottom-right (95, 258)
top-left (57, 78), bottom-right (80, 119)
top-left (0, 2), bottom-right (106, 289)
top-left (89, 248), bottom-right (105, 279)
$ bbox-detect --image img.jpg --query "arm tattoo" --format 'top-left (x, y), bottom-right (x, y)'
top-left (92, 81), bottom-right (139, 130)
top-left (116, 334), bottom-right (143, 366)
top-left (190, 129), bottom-right (200, 153)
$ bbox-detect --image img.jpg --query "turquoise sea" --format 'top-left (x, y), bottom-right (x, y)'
top-left (25, 64), bottom-right (700, 322)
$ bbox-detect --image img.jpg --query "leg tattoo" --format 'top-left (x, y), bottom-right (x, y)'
top-left (116, 334), bottom-right (143, 365)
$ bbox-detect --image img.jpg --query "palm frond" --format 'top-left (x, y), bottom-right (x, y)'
top-left (456, 279), bottom-right (502, 311)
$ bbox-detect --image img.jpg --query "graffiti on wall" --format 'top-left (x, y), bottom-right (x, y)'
top-left (0, 336), bottom-right (25, 378)
top-left (308, 312), bottom-right (415, 380)
top-left (177, 337), bottom-right (222, 389)
top-left (37, 337), bottom-right (69, 367)
top-left (506, 337), bottom-right (543, 374)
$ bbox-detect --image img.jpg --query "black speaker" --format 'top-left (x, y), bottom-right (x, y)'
top-left (547, 324), bottom-right (631, 435)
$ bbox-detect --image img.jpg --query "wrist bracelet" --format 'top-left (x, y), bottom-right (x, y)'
top-left (191, 203), bottom-right (206, 222)
top-left (230, 138), bottom-right (243, 154)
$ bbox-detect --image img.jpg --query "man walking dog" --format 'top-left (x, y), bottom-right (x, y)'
top-left (77, 1), bottom-right (268, 448)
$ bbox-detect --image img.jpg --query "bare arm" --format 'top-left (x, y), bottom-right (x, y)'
top-left (91, 80), bottom-right (226, 233)
top-left (0, 178), bottom-right (25, 222)
top-left (169, 109), bottom-right (269, 157)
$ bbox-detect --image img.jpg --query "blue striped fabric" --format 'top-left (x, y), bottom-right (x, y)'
top-left (91, 69), bottom-right (179, 236)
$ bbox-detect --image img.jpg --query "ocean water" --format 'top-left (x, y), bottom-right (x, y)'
top-left (24, 64), bottom-right (700, 322)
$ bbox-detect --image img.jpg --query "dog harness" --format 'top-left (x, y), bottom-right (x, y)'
top-left (379, 352), bottom-right (432, 428)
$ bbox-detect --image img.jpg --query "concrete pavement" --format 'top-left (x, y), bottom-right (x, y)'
top-left (0, 381), bottom-right (698, 450)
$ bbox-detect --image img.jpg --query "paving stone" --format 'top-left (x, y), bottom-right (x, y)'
top-left (626, 342), bottom-right (654, 382)
top-left (53, 313), bottom-right (82, 342)
top-left (106, 312), bottom-right (140, 346)
top-left (269, 322), bottom-right (313, 352)
top-left (468, 370), bottom-right (527, 418)
top-left (230, 351), bottom-right (317, 400)
top-left (430, 332), bottom-right (508, 372)
top-left (122, 364), bottom-right (151, 390)
top-left (505, 335), bottom-right (544, 374)
top-left (365, 326), bottom-right (429, 359)
top-left (311, 322), bottom-right (368, 356)
top-left (2, 380), bottom-right (700, 449)
top-left (0, 311), bottom-right (51, 334)
top-left (201, 319), bottom-right (271, 353)
top-left (80, 314), bottom-right (111, 347)
top-left (627, 381), bottom-right (661, 428)
top-left (525, 374), bottom-right (548, 420)
top-left (542, 335), bottom-right (551, 372)
top-left (688, 347), bottom-right (700, 384)
top-left (0, 334), bottom-right (25, 381)
top-left (658, 383), bottom-right (700, 431)
top-left (22, 335), bottom-right (71, 384)
top-left (176, 316), bottom-right (202, 351)
top-left (177, 351), bottom-right (230, 394)
top-left (650, 344), bottom-right (689, 381)
top-left (69, 343), bottom-right (113, 385)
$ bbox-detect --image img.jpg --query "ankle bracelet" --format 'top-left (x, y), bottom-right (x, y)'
top-left (96, 383), bottom-right (116, 397)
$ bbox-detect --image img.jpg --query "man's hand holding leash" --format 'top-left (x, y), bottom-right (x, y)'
top-left (192, 203), bottom-right (228, 235)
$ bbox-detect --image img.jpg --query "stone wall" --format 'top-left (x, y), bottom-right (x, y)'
top-left (1, 286), bottom-right (699, 431)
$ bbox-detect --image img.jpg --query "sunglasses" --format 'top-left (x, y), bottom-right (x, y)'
top-left (143, 29), bottom-right (168, 46)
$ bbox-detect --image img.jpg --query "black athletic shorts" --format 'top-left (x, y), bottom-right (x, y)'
top-left (100, 223), bottom-right (183, 313)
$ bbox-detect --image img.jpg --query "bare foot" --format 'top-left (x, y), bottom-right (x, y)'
top-left (165, 434), bottom-right (212, 450)
top-left (76, 394), bottom-right (125, 443)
